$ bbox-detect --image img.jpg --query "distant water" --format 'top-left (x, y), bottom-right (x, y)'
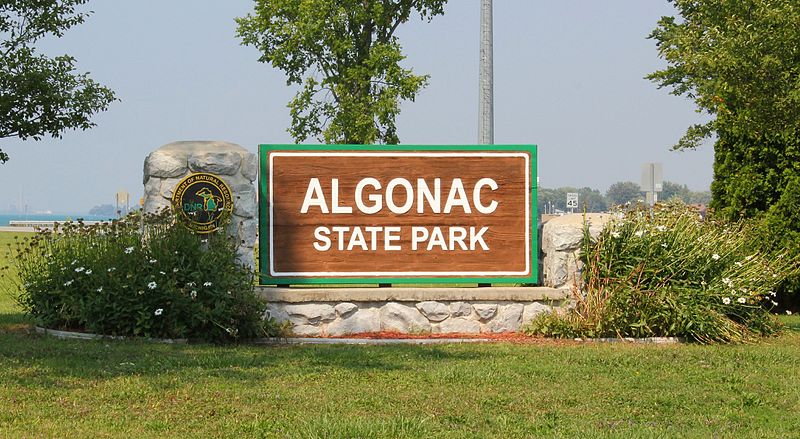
top-left (0, 214), bottom-right (115, 226)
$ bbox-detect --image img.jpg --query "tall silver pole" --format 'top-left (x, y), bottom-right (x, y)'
top-left (479, 0), bottom-right (493, 145)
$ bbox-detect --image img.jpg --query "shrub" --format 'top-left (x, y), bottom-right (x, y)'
top-left (525, 203), bottom-right (800, 343)
top-left (751, 175), bottom-right (800, 303)
top-left (7, 210), bottom-right (278, 342)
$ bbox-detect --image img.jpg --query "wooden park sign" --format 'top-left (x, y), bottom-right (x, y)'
top-left (259, 145), bottom-right (538, 284)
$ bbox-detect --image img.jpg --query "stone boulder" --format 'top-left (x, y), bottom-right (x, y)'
top-left (380, 303), bottom-right (431, 333)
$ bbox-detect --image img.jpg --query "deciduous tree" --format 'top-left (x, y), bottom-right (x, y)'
top-left (0, 0), bottom-right (115, 163)
top-left (236, 0), bottom-right (447, 144)
top-left (606, 181), bottom-right (641, 206)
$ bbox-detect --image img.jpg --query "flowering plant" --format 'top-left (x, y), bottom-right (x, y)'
top-left (7, 209), bottom-right (276, 342)
top-left (526, 203), bottom-right (800, 343)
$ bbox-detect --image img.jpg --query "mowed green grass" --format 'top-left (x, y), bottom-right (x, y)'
top-left (1, 231), bottom-right (799, 438)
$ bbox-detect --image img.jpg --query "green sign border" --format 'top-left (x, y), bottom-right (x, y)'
top-left (258, 144), bottom-right (538, 285)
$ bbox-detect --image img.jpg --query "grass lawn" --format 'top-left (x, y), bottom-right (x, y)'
top-left (1, 231), bottom-right (799, 438)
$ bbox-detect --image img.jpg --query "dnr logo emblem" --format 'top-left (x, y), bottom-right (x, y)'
top-left (171, 173), bottom-right (233, 234)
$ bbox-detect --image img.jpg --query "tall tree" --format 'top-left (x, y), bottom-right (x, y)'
top-left (236, 0), bottom-right (447, 145)
top-left (647, 0), bottom-right (800, 151)
top-left (0, 0), bottom-right (115, 163)
top-left (647, 0), bottom-right (800, 218)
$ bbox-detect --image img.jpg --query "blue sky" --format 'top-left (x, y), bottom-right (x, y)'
top-left (0, 0), bottom-right (712, 213)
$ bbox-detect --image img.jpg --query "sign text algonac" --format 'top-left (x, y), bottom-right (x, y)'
top-left (259, 145), bottom-right (538, 284)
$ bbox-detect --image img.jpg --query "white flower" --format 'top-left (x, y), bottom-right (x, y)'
top-left (203, 281), bottom-right (212, 287)
top-left (190, 290), bottom-right (197, 299)
top-left (661, 243), bottom-right (668, 248)
top-left (159, 271), bottom-right (166, 275)
top-left (769, 291), bottom-right (777, 297)
top-left (770, 300), bottom-right (778, 307)
top-left (107, 267), bottom-right (116, 272)
top-left (137, 290), bottom-right (144, 295)
top-left (154, 308), bottom-right (163, 316)
top-left (787, 310), bottom-right (793, 315)
top-left (735, 261), bottom-right (743, 267)
top-left (611, 231), bottom-right (621, 238)
top-left (149, 259), bottom-right (157, 264)
top-left (63, 280), bottom-right (74, 287)
top-left (201, 239), bottom-right (208, 244)
top-left (172, 268), bottom-right (179, 273)
top-left (722, 297), bottom-right (731, 305)
top-left (96, 287), bottom-right (103, 292)
top-left (187, 281), bottom-right (196, 287)
top-left (124, 247), bottom-right (134, 254)
top-left (722, 278), bottom-right (732, 287)
top-left (712, 254), bottom-right (720, 261)
top-left (737, 297), bottom-right (747, 304)
top-left (147, 281), bottom-right (157, 290)
top-left (70, 260), bottom-right (77, 265)
top-left (85, 269), bottom-right (92, 275)
top-left (75, 266), bottom-right (85, 273)
top-left (634, 230), bottom-right (644, 238)
top-left (655, 225), bottom-right (667, 232)
top-left (745, 255), bottom-right (754, 261)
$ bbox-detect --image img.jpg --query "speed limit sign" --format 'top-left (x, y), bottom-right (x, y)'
top-left (566, 193), bottom-right (579, 209)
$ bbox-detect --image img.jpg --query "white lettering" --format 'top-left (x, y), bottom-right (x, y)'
top-left (449, 227), bottom-right (468, 250)
top-left (417, 178), bottom-right (441, 214)
top-left (427, 227), bottom-right (448, 251)
top-left (386, 178), bottom-right (414, 214)
top-left (346, 226), bottom-right (368, 251)
top-left (470, 226), bottom-right (489, 251)
top-left (355, 178), bottom-right (382, 214)
top-left (331, 226), bottom-right (349, 251)
top-left (365, 226), bottom-right (382, 251)
top-left (385, 226), bottom-right (402, 251)
top-left (473, 178), bottom-right (499, 214)
top-left (331, 179), bottom-right (352, 214)
top-left (444, 178), bottom-right (471, 214)
top-left (301, 178), bottom-right (328, 213)
top-left (313, 226), bottom-right (331, 251)
top-left (411, 227), bottom-right (429, 251)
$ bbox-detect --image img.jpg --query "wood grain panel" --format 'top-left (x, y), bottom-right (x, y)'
top-left (265, 150), bottom-right (533, 279)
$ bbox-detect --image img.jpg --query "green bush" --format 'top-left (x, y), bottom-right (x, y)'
top-left (751, 175), bottom-right (800, 301)
top-left (7, 210), bottom-right (278, 342)
top-left (525, 203), bottom-right (800, 343)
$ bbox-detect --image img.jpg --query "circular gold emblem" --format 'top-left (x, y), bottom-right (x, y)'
top-left (171, 173), bottom-right (233, 234)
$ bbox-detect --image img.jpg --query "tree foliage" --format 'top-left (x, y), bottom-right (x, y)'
top-left (539, 187), bottom-right (607, 214)
top-left (0, 0), bottom-right (116, 163)
top-left (606, 181), bottom-right (641, 206)
top-left (647, 0), bottom-right (800, 150)
top-left (236, 0), bottom-right (447, 144)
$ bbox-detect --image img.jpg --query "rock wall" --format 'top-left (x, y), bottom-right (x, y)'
top-left (265, 300), bottom-right (559, 336)
top-left (142, 141), bottom-right (257, 268)
top-left (541, 213), bottom-right (611, 289)
top-left (255, 214), bottom-right (614, 337)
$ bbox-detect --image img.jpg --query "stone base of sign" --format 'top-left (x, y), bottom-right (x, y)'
top-left (143, 141), bottom-right (257, 268)
top-left (258, 286), bottom-right (568, 336)
top-left (541, 213), bottom-right (613, 289)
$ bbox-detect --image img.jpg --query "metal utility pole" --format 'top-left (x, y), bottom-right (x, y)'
top-left (479, 0), bottom-right (493, 145)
